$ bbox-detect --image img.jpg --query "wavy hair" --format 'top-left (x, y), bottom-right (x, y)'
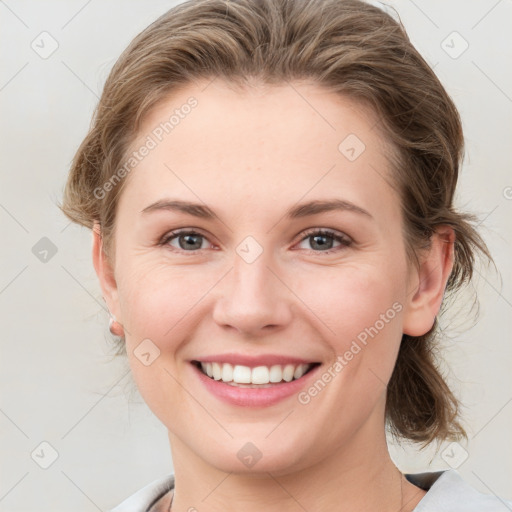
top-left (61, 0), bottom-right (492, 447)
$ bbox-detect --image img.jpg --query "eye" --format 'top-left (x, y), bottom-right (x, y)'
top-left (295, 228), bottom-right (352, 254)
top-left (159, 228), bottom-right (352, 255)
top-left (160, 230), bottom-right (211, 252)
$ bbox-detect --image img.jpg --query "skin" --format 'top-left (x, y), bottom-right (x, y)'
top-left (93, 79), bottom-right (455, 511)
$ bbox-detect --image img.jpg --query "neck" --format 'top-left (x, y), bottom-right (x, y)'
top-left (166, 407), bottom-right (425, 511)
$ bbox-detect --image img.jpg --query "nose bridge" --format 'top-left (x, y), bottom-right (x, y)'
top-left (232, 249), bottom-right (274, 299)
top-left (212, 241), bottom-right (292, 334)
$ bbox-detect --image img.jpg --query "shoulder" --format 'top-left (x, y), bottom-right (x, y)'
top-left (407, 469), bottom-right (512, 511)
top-left (105, 470), bottom-right (512, 511)
top-left (108, 473), bottom-right (175, 512)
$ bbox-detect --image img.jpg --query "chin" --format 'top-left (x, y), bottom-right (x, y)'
top-left (198, 436), bottom-right (311, 476)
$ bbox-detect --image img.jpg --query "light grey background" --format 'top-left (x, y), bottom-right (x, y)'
top-left (1, 1), bottom-right (511, 510)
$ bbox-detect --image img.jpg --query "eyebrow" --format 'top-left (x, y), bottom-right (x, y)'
top-left (141, 198), bottom-right (372, 220)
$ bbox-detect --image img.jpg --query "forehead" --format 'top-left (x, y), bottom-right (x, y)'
top-left (119, 79), bottom-right (398, 223)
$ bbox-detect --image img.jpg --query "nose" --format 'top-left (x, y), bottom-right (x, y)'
top-left (212, 249), bottom-right (293, 337)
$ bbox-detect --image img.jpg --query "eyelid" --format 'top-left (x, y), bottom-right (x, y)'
top-left (160, 226), bottom-right (353, 255)
top-left (159, 228), bottom-right (215, 251)
top-left (297, 227), bottom-right (352, 245)
top-left (293, 228), bottom-right (353, 254)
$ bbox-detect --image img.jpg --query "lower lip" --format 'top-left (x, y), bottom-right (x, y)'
top-left (191, 363), bottom-right (321, 407)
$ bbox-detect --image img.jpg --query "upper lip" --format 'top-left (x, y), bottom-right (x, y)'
top-left (191, 353), bottom-right (320, 368)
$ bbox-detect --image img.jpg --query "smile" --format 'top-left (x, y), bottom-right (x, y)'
top-left (191, 357), bottom-right (322, 406)
top-left (194, 361), bottom-right (317, 386)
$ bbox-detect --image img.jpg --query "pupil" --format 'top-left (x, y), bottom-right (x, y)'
top-left (311, 234), bottom-right (332, 250)
top-left (180, 234), bottom-right (202, 250)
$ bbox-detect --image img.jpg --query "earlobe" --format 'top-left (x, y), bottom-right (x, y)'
top-left (92, 222), bottom-right (122, 325)
top-left (402, 226), bottom-right (455, 337)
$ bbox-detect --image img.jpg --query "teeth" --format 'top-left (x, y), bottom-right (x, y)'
top-left (212, 362), bottom-right (222, 380)
top-left (232, 365), bottom-right (251, 383)
top-left (251, 366), bottom-right (270, 385)
top-left (294, 364), bottom-right (308, 379)
top-left (283, 364), bottom-right (295, 382)
top-left (199, 362), bottom-right (312, 384)
top-left (269, 365), bottom-right (283, 383)
top-left (221, 363), bottom-right (233, 382)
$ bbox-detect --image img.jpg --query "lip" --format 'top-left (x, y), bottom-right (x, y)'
top-left (190, 360), bottom-right (322, 407)
top-left (192, 353), bottom-right (317, 367)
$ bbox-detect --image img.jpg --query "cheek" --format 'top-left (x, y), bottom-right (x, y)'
top-left (295, 262), bottom-right (405, 345)
top-left (116, 260), bottom-right (222, 353)
top-left (115, 263), bottom-right (201, 424)
top-left (290, 261), bottom-right (407, 418)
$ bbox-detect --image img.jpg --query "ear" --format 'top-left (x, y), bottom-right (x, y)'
top-left (92, 222), bottom-right (122, 322)
top-left (402, 226), bottom-right (455, 337)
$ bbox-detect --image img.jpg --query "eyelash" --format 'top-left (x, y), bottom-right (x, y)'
top-left (158, 228), bottom-right (352, 255)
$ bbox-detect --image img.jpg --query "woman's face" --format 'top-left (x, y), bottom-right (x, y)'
top-left (97, 79), bottom-right (433, 474)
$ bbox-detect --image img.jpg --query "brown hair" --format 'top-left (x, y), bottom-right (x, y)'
top-left (61, 0), bottom-right (491, 447)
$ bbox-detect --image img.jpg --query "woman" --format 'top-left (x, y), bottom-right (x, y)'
top-left (61, 0), bottom-right (511, 510)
